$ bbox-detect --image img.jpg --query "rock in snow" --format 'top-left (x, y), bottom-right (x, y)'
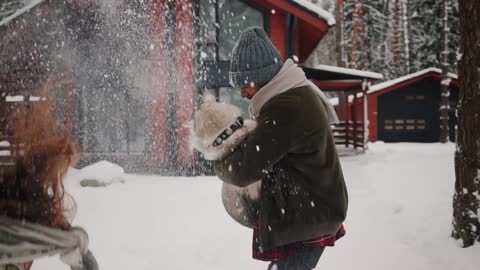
top-left (71, 160), bottom-right (126, 188)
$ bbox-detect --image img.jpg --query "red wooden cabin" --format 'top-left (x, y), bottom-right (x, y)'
top-left (305, 64), bottom-right (383, 151)
top-left (1, 0), bottom-right (382, 174)
top-left (346, 68), bottom-right (459, 143)
top-left (148, 0), bottom-right (337, 174)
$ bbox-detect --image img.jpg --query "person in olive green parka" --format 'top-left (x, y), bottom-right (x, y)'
top-left (214, 27), bottom-right (348, 270)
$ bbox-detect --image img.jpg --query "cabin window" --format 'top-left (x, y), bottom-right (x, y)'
top-left (405, 95), bottom-right (425, 101)
top-left (416, 119), bottom-right (426, 130)
top-left (384, 119), bottom-right (428, 131)
top-left (217, 0), bottom-right (265, 61)
top-left (197, 0), bottom-right (265, 63)
top-left (196, 0), bottom-right (267, 115)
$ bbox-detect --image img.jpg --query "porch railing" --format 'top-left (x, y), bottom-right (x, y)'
top-left (331, 121), bottom-right (366, 150)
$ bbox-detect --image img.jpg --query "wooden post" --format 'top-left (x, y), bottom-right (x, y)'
top-left (345, 109), bottom-right (349, 148)
top-left (363, 79), bottom-right (369, 151)
top-left (352, 94), bottom-right (357, 149)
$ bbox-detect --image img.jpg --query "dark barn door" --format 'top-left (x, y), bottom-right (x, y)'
top-left (378, 79), bottom-right (441, 142)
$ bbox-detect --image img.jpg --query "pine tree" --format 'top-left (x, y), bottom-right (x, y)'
top-left (342, 0), bottom-right (459, 79)
top-left (401, 0), bottom-right (410, 73)
top-left (439, 0), bottom-right (450, 143)
top-left (392, 0), bottom-right (399, 65)
top-left (408, 0), bottom-right (459, 73)
top-left (336, 0), bottom-right (346, 67)
top-left (452, 0), bottom-right (480, 248)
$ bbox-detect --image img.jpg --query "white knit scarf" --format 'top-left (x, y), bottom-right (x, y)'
top-left (249, 59), bottom-right (339, 124)
top-left (0, 217), bottom-right (98, 270)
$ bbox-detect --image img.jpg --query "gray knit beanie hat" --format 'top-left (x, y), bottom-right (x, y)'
top-left (229, 27), bottom-right (283, 88)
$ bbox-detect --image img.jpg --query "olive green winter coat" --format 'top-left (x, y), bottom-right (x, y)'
top-left (214, 85), bottom-right (348, 252)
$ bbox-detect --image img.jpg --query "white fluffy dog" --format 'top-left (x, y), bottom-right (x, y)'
top-left (189, 95), bottom-right (256, 160)
top-left (189, 95), bottom-right (260, 228)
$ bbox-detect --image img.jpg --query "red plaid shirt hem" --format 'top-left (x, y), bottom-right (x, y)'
top-left (252, 223), bottom-right (346, 261)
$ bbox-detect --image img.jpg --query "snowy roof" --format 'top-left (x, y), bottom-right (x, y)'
top-left (368, 68), bottom-right (458, 94)
top-left (289, 0), bottom-right (336, 26)
top-left (0, 0), bottom-right (45, 28)
top-left (0, 0), bottom-right (23, 22)
top-left (329, 93), bottom-right (363, 106)
top-left (312, 64), bottom-right (384, 80)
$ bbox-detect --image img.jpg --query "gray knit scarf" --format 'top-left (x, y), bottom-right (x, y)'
top-left (0, 217), bottom-right (98, 270)
top-left (249, 59), bottom-right (340, 124)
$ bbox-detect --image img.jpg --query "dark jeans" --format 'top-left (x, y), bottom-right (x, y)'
top-left (267, 245), bottom-right (326, 270)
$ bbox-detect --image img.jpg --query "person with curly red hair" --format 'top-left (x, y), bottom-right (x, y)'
top-left (0, 93), bottom-right (97, 270)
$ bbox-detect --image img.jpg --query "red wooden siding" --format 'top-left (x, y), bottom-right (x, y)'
top-left (148, 0), bottom-right (168, 163)
top-left (296, 19), bottom-right (326, 62)
top-left (147, 0), bottom-right (195, 167)
top-left (269, 9), bottom-right (287, 60)
top-left (256, 0), bottom-right (330, 62)
top-left (368, 95), bottom-right (379, 142)
top-left (175, 0), bottom-right (195, 167)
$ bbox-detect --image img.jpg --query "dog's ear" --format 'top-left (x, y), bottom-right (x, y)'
top-left (202, 94), bottom-right (217, 104)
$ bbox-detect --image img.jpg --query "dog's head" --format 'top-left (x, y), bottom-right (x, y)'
top-left (187, 95), bottom-right (243, 159)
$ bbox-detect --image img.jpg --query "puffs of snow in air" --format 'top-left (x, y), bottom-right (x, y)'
top-left (0, 141), bottom-right (10, 147)
top-left (6, 95), bottom-right (24, 102)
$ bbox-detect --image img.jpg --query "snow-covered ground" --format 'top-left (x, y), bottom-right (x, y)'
top-left (35, 143), bottom-right (479, 270)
